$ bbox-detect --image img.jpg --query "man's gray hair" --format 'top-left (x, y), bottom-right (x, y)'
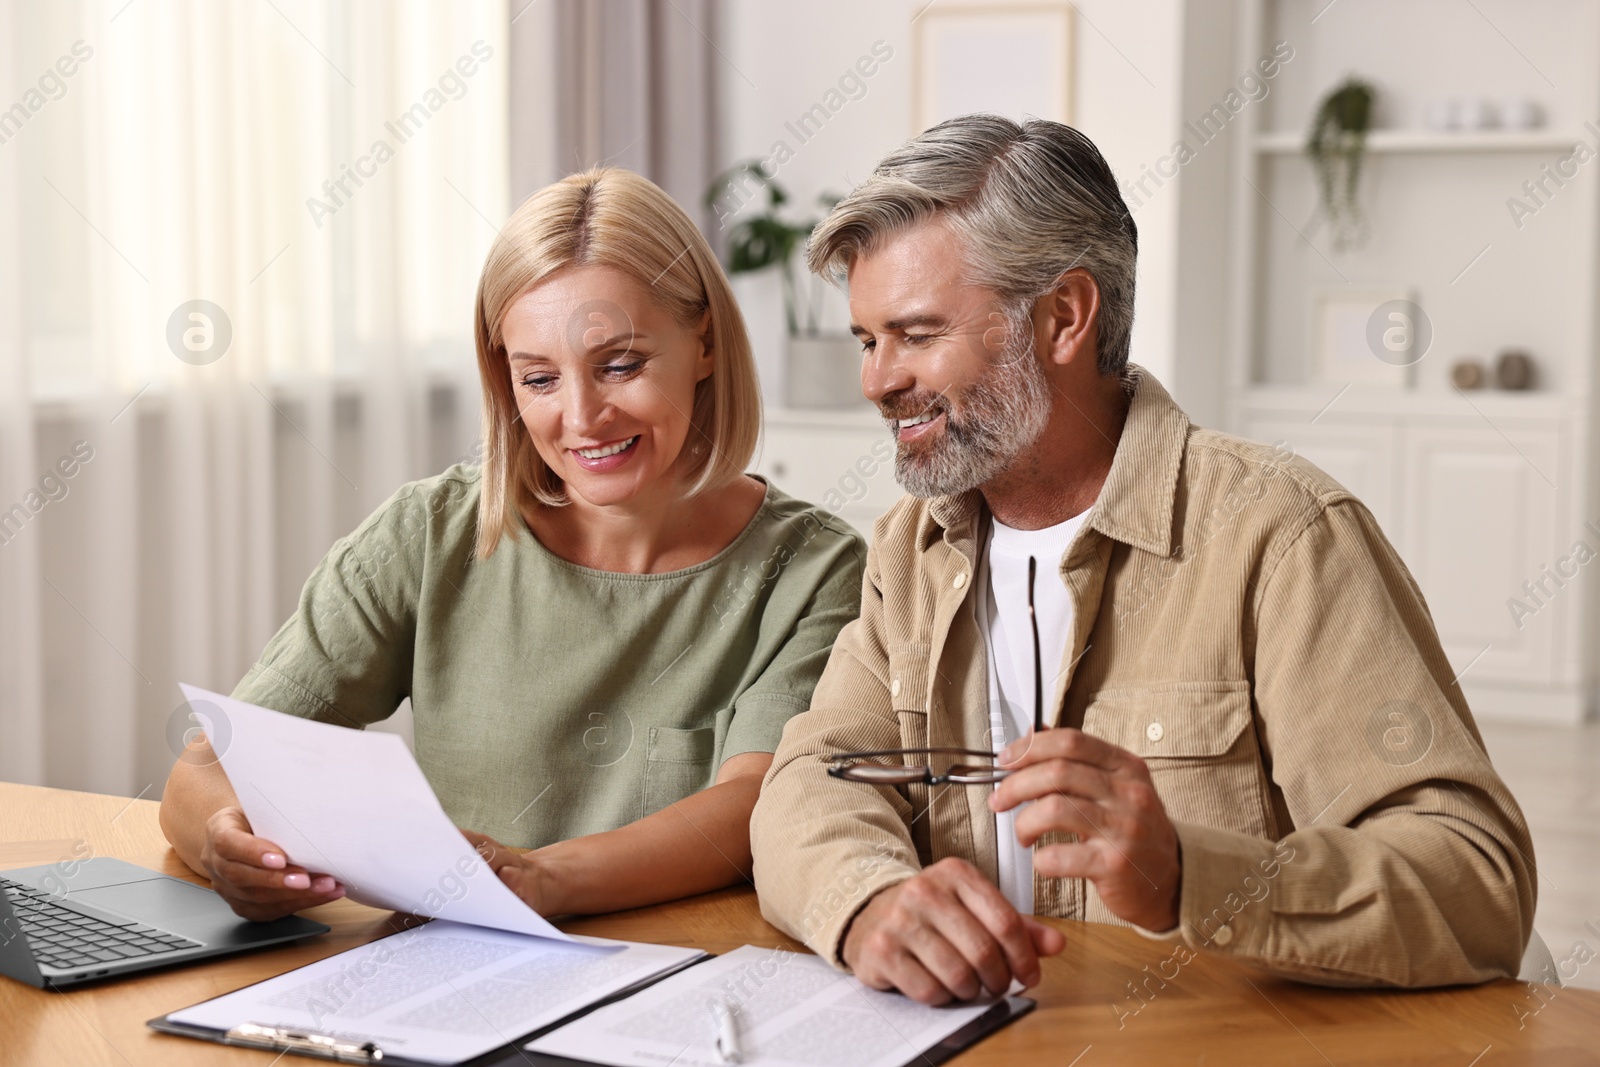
top-left (807, 114), bottom-right (1138, 377)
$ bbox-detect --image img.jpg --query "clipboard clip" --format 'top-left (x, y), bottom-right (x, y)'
top-left (227, 1022), bottom-right (386, 1062)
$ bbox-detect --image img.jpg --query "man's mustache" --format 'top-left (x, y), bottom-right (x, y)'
top-left (879, 390), bottom-right (950, 425)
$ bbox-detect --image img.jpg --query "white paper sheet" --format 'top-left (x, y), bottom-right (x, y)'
top-left (527, 945), bottom-right (1003, 1067)
top-left (166, 920), bottom-right (704, 1066)
top-left (181, 684), bottom-right (570, 941)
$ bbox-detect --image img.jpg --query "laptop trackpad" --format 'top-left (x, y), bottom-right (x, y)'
top-left (68, 876), bottom-right (317, 947)
top-left (72, 877), bottom-right (230, 935)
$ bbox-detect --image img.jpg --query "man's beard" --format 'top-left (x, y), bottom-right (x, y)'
top-left (881, 327), bottom-right (1053, 499)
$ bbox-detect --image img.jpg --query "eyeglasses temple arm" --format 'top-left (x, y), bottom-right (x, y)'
top-left (1029, 555), bottom-right (1045, 733)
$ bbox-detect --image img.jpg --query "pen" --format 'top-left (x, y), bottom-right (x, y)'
top-left (709, 997), bottom-right (741, 1064)
top-left (227, 1023), bottom-right (384, 1062)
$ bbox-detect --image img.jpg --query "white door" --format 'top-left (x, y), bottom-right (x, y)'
top-left (1399, 422), bottom-right (1563, 688)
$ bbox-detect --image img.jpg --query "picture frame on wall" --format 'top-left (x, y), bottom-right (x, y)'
top-left (912, 4), bottom-right (1075, 134)
top-left (1309, 286), bottom-right (1417, 387)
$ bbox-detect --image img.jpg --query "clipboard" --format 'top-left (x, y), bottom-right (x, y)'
top-left (150, 952), bottom-right (1035, 1067)
top-left (147, 949), bottom-right (712, 1067)
top-left (519, 995), bottom-right (1035, 1067)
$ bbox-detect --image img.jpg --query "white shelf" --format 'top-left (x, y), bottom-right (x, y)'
top-left (1253, 129), bottom-right (1588, 154)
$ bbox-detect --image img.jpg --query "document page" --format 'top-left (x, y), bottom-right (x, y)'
top-left (180, 684), bottom-right (569, 940)
top-left (165, 921), bottom-right (704, 1066)
top-left (528, 945), bottom-right (1002, 1067)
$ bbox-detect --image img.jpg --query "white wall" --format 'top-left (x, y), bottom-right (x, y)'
top-left (716, 0), bottom-right (1192, 407)
top-left (1169, 0), bottom-right (1242, 429)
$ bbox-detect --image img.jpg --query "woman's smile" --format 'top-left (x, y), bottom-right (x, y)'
top-left (570, 434), bottom-right (642, 472)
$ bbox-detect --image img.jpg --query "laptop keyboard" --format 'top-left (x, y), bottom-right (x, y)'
top-left (2, 877), bottom-right (202, 972)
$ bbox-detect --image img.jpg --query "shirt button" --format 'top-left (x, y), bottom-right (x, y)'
top-left (890, 678), bottom-right (902, 699)
top-left (1145, 721), bottom-right (1165, 743)
top-left (952, 572), bottom-right (967, 590)
top-left (1213, 924), bottom-right (1234, 946)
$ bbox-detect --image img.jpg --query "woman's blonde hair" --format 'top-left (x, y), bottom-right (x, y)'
top-left (473, 168), bottom-right (761, 558)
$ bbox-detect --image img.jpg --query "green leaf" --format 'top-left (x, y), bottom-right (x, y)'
top-left (704, 159), bottom-right (763, 208)
top-left (726, 216), bottom-right (801, 274)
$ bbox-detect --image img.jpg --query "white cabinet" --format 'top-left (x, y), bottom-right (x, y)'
top-left (1400, 423), bottom-right (1565, 690)
top-left (752, 408), bottom-right (903, 543)
top-left (1241, 396), bottom-right (1586, 722)
top-left (1240, 416), bottom-right (1400, 537)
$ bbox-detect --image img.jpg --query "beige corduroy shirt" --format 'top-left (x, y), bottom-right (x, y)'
top-left (751, 366), bottom-right (1535, 989)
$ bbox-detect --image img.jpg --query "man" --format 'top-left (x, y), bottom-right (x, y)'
top-left (750, 115), bottom-right (1535, 1004)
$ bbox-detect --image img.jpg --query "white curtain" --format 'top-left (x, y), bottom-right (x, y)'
top-left (553, 0), bottom-right (718, 231)
top-left (0, 0), bottom-right (508, 795)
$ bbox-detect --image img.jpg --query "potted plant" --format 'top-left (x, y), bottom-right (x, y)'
top-left (705, 161), bottom-right (860, 407)
top-left (1306, 77), bottom-right (1375, 252)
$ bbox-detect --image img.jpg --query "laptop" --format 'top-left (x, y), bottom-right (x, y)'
top-left (0, 857), bottom-right (329, 989)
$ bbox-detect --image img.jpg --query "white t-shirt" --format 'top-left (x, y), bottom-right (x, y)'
top-left (978, 509), bottom-right (1093, 914)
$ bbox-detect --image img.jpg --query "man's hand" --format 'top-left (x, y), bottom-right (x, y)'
top-left (461, 830), bottom-right (556, 915)
top-left (989, 728), bottom-right (1182, 933)
top-left (841, 858), bottom-right (1066, 1005)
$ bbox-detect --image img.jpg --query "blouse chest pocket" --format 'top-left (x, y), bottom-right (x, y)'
top-left (1080, 681), bottom-right (1272, 839)
top-left (641, 724), bottom-right (716, 818)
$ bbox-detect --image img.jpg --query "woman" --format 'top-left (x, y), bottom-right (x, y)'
top-left (159, 168), bottom-right (865, 922)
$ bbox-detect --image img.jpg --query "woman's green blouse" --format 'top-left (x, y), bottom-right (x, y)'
top-left (232, 465), bottom-right (866, 849)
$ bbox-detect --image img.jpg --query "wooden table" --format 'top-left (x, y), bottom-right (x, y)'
top-left (3, 781), bottom-right (1597, 1066)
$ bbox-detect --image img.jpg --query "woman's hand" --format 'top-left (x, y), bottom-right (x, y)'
top-left (456, 753), bottom-right (770, 919)
top-left (462, 830), bottom-right (556, 915)
top-left (199, 806), bottom-right (346, 921)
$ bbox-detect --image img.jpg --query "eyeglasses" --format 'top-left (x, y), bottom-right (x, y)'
top-left (827, 555), bottom-right (1050, 786)
top-left (827, 746), bottom-right (1010, 785)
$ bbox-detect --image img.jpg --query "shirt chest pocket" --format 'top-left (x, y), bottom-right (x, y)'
top-left (641, 724), bottom-right (717, 818)
top-left (1080, 681), bottom-right (1272, 839)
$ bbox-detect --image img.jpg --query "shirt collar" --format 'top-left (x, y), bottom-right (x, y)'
top-left (926, 364), bottom-right (1189, 559)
